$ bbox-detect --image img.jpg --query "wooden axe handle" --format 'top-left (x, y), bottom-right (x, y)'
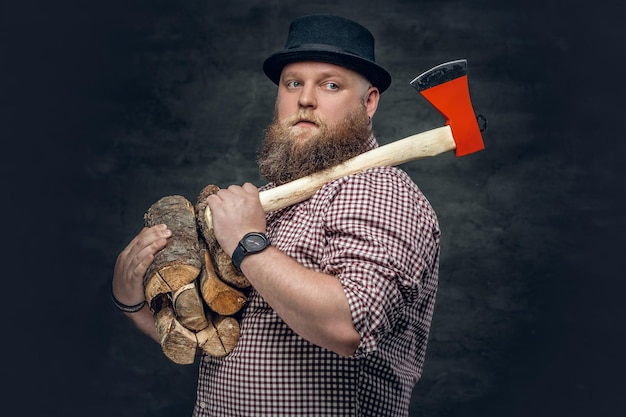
top-left (203, 126), bottom-right (454, 231)
top-left (259, 125), bottom-right (454, 212)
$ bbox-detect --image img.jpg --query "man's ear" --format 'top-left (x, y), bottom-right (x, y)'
top-left (365, 86), bottom-right (380, 119)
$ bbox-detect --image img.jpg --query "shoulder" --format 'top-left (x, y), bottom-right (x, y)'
top-left (312, 166), bottom-right (438, 224)
top-left (316, 166), bottom-right (425, 206)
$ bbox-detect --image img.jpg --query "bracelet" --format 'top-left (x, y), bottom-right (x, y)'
top-left (111, 288), bottom-right (146, 313)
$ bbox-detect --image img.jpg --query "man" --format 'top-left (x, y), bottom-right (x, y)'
top-left (112, 14), bottom-right (440, 416)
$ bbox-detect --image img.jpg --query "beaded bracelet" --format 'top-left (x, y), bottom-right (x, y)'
top-left (111, 289), bottom-right (146, 313)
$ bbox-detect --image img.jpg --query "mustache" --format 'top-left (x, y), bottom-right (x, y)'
top-left (284, 111), bottom-right (324, 127)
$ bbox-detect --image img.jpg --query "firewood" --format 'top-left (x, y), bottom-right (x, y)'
top-left (196, 185), bottom-right (250, 289)
top-left (212, 314), bottom-right (240, 353)
top-left (196, 323), bottom-right (224, 357)
top-left (197, 314), bottom-right (240, 357)
top-left (152, 294), bottom-right (198, 365)
top-left (172, 282), bottom-right (209, 331)
top-left (199, 247), bottom-right (247, 316)
top-left (143, 195), bottom-right (202, 298)
top-left (144, 272), bottom-right (171, 308)
top-left (143, 192), bottom-right (244, 364)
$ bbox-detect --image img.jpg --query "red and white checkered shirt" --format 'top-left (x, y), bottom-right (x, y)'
top-left (193, 137), bottom-right (440, 417)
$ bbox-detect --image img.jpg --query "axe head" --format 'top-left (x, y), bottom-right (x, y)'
top-left (410, 59), bottom-right (485, 157)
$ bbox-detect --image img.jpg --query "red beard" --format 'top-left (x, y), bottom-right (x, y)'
top-left (258, 105), bottom-right (372, 185)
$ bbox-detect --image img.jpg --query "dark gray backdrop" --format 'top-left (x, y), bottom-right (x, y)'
top-left (2, 0), bottom-right (623, 416)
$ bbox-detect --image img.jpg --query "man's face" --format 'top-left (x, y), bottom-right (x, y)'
top-left (258, 61), bottom-right (380, 185)
top-left (275, 61), bottom-right (377, 142)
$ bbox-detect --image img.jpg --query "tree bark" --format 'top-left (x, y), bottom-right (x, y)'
top-left (196, 185), bottom-right (250, 289)
top-left (143, 195), bottom-right (202, 302)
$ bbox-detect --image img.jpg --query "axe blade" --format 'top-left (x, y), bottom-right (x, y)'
top-left (410, 59), bottom-right (468, 92)
top-left (410, 59), bottom-right (485, 157)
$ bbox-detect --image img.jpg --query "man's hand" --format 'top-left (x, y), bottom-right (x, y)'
top-left (112, 224), bottom-right (172, 306)
top-left (206, 182), bottom-right (267, 256)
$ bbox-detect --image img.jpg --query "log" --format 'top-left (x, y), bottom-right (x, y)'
top-left (152, 294), bottom-right (198, 365)
top-left (143, 195), bottom-right (202, 301)
top-left (196, 185), bottom-right (250, 289)
top-left (172, 282), bottom-right (209, 331)
top-left (197, 314), bottom-right (241, 357)
top-left (143, 194), bottom-right (244, 364)
top-left (212, 314), bottom-right (240, 354)
top-left (199, 247), bottom-right (247, 316)
top-left (144, 272), bottom-right (171, 311)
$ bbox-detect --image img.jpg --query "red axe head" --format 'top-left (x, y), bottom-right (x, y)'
top-left (411, 59), bottom-right (485, 157)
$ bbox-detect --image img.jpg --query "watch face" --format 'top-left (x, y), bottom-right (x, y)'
top-left (242, 233), bottom-right (268, 253)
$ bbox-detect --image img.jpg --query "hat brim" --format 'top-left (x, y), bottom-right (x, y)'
top-left (263, 48), bottom-right (392, 93)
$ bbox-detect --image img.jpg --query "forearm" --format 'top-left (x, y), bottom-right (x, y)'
top-left (240, 246), bottom-right (360, 356)
top-left (123, 304), bottom-right (160, 343)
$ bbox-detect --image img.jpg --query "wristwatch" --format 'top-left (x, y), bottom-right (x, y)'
top-left (231, 232), bottom-right (270, 272)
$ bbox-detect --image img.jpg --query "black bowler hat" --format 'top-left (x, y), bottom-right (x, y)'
top-left (263, 15), bottom-right (392, 93)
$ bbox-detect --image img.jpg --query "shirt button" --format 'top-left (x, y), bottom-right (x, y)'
top-left (204, 356), bottom-right (210, 363)
top-left (199, 401), bottom-right (207, 409)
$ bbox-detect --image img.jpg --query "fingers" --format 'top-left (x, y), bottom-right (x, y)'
top-left (206, 183), bottom-right (258, 202)
top-left (242, 182), bottom-right (259, 194)
top-left (230, 182), bottom-right (259, 197)
top-left (113, 224), bottom-right (171, 304)
top-left (121, 226), bottom-right (169, 268)
top-left (205, 183), bottom-right (266, 255)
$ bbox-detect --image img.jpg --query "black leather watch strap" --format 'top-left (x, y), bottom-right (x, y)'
top-left (231, 243), bottom-right (247, 272)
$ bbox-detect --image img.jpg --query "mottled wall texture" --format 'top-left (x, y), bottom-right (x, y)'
top-left (2, 0), bottom-right (623, 416)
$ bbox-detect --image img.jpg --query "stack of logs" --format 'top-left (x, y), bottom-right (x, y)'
top-left (143, 185), bottom-right (249, 364)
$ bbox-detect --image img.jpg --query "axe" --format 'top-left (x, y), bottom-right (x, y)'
top-left (208, 59), bottom-right (484, 225)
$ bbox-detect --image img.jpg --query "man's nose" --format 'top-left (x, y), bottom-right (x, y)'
top-left (298, 85), bottom-right (317, 109)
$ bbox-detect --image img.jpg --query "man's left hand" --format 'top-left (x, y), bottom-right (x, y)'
top-left (206, 182), bottom-right (267, 256)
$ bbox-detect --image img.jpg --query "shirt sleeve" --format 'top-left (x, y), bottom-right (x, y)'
top-left (318, 167), bottom-right (440, 354)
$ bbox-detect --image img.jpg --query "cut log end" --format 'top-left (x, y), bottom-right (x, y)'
top-left (213, 315), bottom-right (241, 353)
top-left (144, 272), bottom-right (171, 306)
top-left (199, 248), bottom-right (247, 316)
top-left (172, 282), bottom-right (210, 331)
top-left (153, 295), bottom-right (198, 365)
top-left (154, 264), bottom-right (201, 289)
top-left (197, 314), bottom-right (241, 357)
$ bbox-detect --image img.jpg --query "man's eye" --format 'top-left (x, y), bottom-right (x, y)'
top-left (325, 83), bottom-right (339, 90)
top-left (287, 81), bottom-right (301, 88)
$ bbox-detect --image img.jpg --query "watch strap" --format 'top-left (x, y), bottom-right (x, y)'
top-left (231, 242), bottom-right (247, 272)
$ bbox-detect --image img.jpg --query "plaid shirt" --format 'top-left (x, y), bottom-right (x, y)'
top-left (194, 138), bottom-right (440, 416)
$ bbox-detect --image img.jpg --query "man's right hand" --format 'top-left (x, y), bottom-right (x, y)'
top-left (112, 224), bottom-right (172, 309)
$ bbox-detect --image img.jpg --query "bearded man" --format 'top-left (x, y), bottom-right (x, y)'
top-left (112, 15), bottom-right (441, 417)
